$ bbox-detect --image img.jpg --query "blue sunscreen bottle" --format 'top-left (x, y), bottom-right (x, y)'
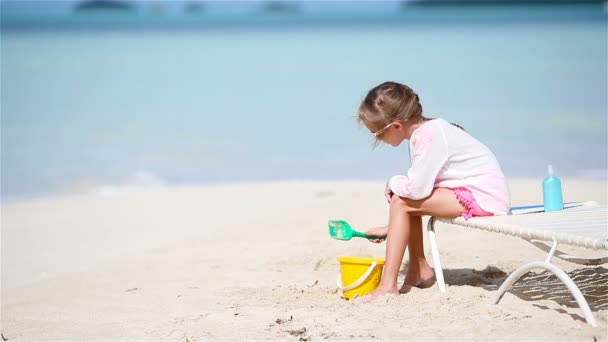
top-left (543, 165), bottom-right (564, 212)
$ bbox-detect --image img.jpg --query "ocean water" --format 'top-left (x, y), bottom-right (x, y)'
top-left (1, 4), bottom-right (607, 201)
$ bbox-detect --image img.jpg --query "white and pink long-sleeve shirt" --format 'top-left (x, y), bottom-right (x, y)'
top-left (387, 118), bottom-right (511, 215)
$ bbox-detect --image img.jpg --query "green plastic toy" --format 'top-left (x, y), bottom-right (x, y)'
top-left (328, 220), bottom-right (381, 241)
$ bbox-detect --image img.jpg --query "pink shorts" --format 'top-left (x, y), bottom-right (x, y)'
top-left (453, 187), bottom-right (494, 219)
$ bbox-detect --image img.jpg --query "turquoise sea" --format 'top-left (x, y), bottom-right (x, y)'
top-left (1, 2), bottom-right (607, 201)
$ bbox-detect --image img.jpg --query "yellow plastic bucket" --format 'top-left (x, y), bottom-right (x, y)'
top-left (337, 256), bottom-right (385, 300)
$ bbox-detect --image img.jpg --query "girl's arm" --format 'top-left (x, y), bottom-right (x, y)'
top-left (387, 123), bottom-right (448, 200)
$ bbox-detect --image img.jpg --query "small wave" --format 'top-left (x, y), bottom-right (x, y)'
top-left (92, 170), bottom-right (168, 197)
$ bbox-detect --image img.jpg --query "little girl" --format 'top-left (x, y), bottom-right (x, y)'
top-left (357, 81), bottom-right (510, 300)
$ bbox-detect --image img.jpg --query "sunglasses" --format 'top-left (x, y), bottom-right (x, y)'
top-left (372, 118), bottom-right (409, 138)
top-left (372, 122), bottom-right (395, 138)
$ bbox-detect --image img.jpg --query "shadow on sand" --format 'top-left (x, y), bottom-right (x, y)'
top-left (400, 263), bottom-right (607, 316)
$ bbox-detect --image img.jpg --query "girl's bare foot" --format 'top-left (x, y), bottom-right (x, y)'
top-left (404, 268), bottom-right (435, 285)
top-left (400, 267), bottom-right (435, 293)
top-left (358, 284), bottom-right (399, 303)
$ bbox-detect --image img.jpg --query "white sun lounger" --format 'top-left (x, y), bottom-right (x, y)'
top-left (427, 201), bottom-right (607, 327)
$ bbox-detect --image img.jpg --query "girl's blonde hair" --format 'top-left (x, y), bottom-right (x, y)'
top-left (357, 81), bottom-right (423, 135)
top-left (357, 81), bottom-right (463, 145)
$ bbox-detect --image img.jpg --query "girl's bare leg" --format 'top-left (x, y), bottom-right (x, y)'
top-left (402, 215), bottom-right (435, 289)
top-left (368, 194), bottom-right (412, 297)
top-left (365, 188), bottom-right (465, 300)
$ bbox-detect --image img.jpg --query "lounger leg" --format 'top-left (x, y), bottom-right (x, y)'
top-left (427, 217), bottom-right (447, 293)
top-left (490, 261), bottom-right (598, 327)
top-left (528, 239), bottom-right (608, 265)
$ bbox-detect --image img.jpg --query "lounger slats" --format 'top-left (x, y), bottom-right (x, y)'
top-left (439, 205), bottom-right (608, 250)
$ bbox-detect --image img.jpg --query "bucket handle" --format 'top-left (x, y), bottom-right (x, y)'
top-left (336, 261), bottom-right (378, 292)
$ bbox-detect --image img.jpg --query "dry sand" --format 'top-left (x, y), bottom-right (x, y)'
top-left (2, 179), bottom-right (607, 341)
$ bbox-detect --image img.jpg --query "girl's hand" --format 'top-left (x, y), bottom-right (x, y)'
top-left (385, 184), bottom-right (394, 203)
top-left (366, 225), bottom-right (388, 243)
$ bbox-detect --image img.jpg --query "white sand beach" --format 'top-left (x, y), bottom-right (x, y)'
top-left (2, 179), bottom-right (607, 341)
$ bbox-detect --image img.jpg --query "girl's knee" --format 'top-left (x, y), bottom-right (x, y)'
top-left (390, 195), bottom-right (422, 214)
top-left (390, 195), bottom-right (412, 210)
